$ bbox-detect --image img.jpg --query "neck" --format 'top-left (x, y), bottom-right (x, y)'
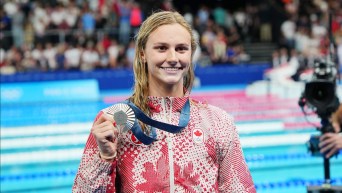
top-left (149, 83), bottom-right (184, 97)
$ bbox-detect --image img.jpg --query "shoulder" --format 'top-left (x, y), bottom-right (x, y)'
top-left (190, 98), bottom-right (235, 124)
top-left (190, 99), bottom-right (237, 144)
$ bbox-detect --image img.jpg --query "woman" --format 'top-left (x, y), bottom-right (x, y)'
top-left (72, 11), bottom-right (255, 193)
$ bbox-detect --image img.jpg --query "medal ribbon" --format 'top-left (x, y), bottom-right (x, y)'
top-left (122, 99), bottom-right (190, 145)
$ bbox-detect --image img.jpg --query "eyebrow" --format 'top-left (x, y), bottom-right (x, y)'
top-left (153, 42), bottom-right (190, 47)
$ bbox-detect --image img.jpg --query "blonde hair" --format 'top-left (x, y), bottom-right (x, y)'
top-left (130, 11), bottom-right (197, 121)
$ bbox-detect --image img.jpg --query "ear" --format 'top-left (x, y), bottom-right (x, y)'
top-left (140, 50), bottom-right (145, 63)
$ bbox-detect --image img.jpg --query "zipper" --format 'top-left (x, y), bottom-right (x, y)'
top-left (168, 135), bottom-right (175, 193)
top-left (163, 98), bottom-right (175, 193)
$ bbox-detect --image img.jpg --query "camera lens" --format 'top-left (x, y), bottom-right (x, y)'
top-left (312, 87), bottom-right (328, 102)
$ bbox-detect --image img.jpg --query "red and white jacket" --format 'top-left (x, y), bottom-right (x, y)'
top-left (72, 96), bottom-right (256, 193)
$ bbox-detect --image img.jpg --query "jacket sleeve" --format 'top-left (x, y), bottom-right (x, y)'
top-left (216, 110), bottom-right (256, 193)
top-left (72, 111), bottom-right (117, 193)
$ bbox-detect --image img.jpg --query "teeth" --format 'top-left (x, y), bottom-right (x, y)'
top-left (162, 67), bottom-right (182, 70)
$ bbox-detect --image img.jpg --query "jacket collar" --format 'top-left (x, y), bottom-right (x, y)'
top-left (147, 92), bottom-right (190, 113)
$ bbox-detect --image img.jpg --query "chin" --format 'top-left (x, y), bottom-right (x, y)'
top-left (162, 79), bottom-right (183, 86)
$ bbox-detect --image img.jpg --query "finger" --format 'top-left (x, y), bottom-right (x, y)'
top-left (319, 137), bottom-right (335, 148)
top-left (93, 129), bottom-right (117, 144)
top-left (319, 137), bottom-right (330, 148)
top-left (326, 146), bottom-right (338, 158)
top-left (94, 113), bottom-right (114, 125)
top-left (319, 133), bottom-right (332, 140)
top-left (319, 133), bottom-right (333, 141)
top-left (319, 134), bottom-right (327, 141)
top-left (93, 122), bottom-right (119, 136)
top-left (96, 120), bottom-right (116, 129)
top-left (336, 125), bottom-right (341, 133)
top-left (320, 142), bottom-right (335, 154)
top-left (94, 114), bottom-right (107, 125)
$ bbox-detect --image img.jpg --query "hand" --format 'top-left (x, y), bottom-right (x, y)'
top-left (319, 133), bottom-right (342, 158)
top-left (331, 104), bottom-right (342, 133)
top-left (331, 121), bottom-right (341, 133)
top-left (91, 113), bottom-right (119, 161)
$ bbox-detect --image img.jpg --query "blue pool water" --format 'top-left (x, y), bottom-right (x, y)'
top-left (1, 86), bottom-right (342, 193)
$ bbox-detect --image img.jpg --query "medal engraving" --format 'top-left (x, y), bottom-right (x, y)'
top-left (114, 111), bottom-right (128, 125)
top-left (107, 103), bottom-right (135, 133)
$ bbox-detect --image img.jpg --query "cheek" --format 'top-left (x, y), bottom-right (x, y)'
top-left (180, 55), bottom-right (192, 67)
top-left (146, 52), bottom-right (165, 65)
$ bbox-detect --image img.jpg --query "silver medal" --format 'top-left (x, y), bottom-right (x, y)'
top-left (107, 103), bottom-right (135, 133)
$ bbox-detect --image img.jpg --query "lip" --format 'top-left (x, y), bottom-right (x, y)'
top-left (160, 67), bottom-right (184, 70)
top-left (160, 67), bottom-right (184, 74)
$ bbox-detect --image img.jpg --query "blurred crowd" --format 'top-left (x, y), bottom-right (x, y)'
top-left (267, 0), bottom-right (342, 84)
top-left (0, 0), bottom-right (341, 75)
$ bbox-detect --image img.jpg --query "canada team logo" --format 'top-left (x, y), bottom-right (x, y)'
top-left (192, 129), bottom-right (204, 144)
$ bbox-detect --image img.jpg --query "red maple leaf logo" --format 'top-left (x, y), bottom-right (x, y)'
top-left (194, 130), bottom-right (202, 136)
top-left (174, 162), bottom-right (200, 192)
top-left (135, 153), bottom-right (169, 191)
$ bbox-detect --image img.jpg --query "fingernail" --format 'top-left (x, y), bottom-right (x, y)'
top-left (113, 122), bottom-right (117, 127)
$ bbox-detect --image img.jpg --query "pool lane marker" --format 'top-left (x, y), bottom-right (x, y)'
top-left (1, 122), bottom-right (92, 138)
top-left (1, 148), bottom-right (84, 166)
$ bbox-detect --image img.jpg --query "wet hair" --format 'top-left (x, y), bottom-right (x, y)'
top-left (130, 11), bottom-right (197, 126)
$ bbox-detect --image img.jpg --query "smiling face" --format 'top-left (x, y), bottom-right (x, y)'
top-left (142, 23), bottom-right (192, 97)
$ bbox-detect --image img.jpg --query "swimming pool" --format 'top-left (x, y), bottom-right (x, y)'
top-left (1, 86), bottom-right (341, 193)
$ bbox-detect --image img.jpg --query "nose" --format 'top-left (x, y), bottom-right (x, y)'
top-left (166, 49), bottom-right (178, 65)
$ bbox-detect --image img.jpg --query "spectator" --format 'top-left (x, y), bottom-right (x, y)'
top-left (258, 3), bottom-right (272, 42)
top-left (235, 44), bottom-right (251, 64)
top-left (118, 1), bottom-right (131, 45)
top-left (80, 5), bottom-right (95, 36)
top-left (80, 41), bottom-right (99, 71)
top-left (11, 4), bottom-right (24, 48)
top-left (201, 26), bottom-right (216, 56)
top-left (130, 2), bottom-right (143, 37)
top-left (65, 1), bottom-right (80, 29)
top-left (64, 43), bottom-right (82, 70)
top-left (226, 46), bottom-right (238, 64)
top-left (20, 45), bottom-right (37, 72)
top-left (196, 4), bottom-right (210, 34)
top-left (213, 3), bottom-right (227, 28)
top-left (0, 0), bottom-right (340, 73)
top-left (55, 43), bottom-right (66, 70)
top-left (281, 16), bottom-right (296, 50)
top-left (43, 42), bottom-right (57, 70)
top-left (31, 43), bottom-right (48, 71)
top-left (108, 38), bottom-right (120, 68)
top-left (50, 3), bottom-right (66, 29)
top-left (0, 48), bottom-right (16, 75)
top-left (124, 40), bottom-right (135, 68)
top-left (31, 2), bottom-right (49, 45)
top-left (0, 7), bottom-right (12, 50)
top-left (96, 42), bottom-right (109, 69)
top-left (0, 48), bottom-right (6, 67)
top-left (212, 28), bottom-right (227, 63)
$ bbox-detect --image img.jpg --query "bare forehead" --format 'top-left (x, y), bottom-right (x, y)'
top-left (147, 23), bottom-right (191, 44)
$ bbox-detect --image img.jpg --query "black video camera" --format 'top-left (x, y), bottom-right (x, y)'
top-left (299, 58), bottom-right (339, 156)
